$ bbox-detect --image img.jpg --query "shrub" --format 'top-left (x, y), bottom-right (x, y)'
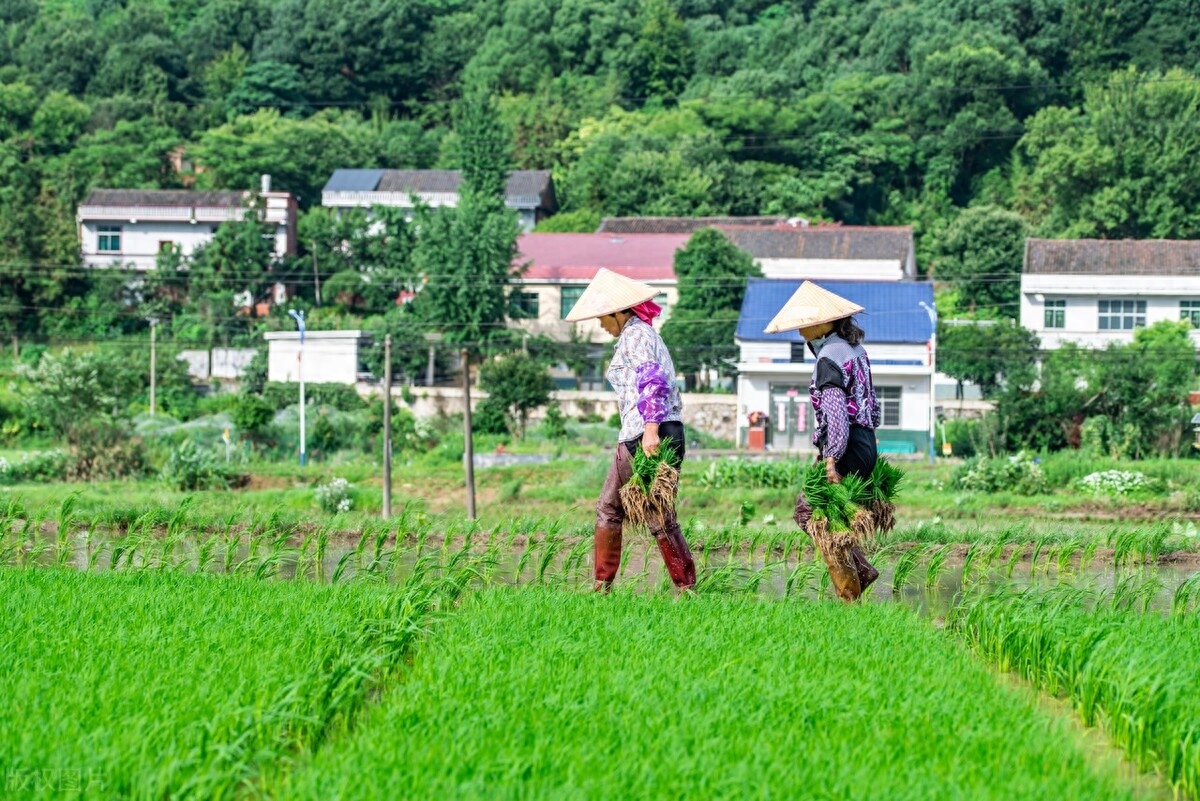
top-left (953, 451), bottom-right (1049, 495)
top-left (64, 422), bottom-right (149, 482)
top-left (314, 477), bottom-right (354, 513)
top-left (161, 440), bottom-right (234, 491)
top-left (541, 402), bottom-right (568, 439)
top-left (607, 412), bottom-right (622, 428)
top-left (0, 450), bottom-right (68, 485)
top-left (473, 396), bottom-right (511, 436)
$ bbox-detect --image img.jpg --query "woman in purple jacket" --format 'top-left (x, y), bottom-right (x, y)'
top-left (565, 268), bottom-right (696, 592)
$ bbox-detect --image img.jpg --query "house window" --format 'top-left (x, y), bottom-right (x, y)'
top-left (789, 342), bottom-right (807, 363)
top-left (514, 291), bottom-right (539, 317)
top-left (1182, 300), bottom-right (1200, 328)
top-left (654, 292), bottom-right (669, 314)
top-left (561, 286), bottom-right (585, 319)
top-left (1044, 299), bottom-right (1066, 329)
top-left (877, 386), bottom-right (901, 428)
top-left (158, 241), bottom-right (177, 254)
top-left (97, 225), bottom-right (121, 253)
top-left (1098, 299), bottom-right (1145, 330)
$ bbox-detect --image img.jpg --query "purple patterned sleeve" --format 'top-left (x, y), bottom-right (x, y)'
top-left (635, 362), bottom-right (671, 423)
top-left (819, 387), bottom-right (851, 461)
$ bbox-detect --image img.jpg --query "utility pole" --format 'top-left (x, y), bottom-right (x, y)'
top-left (920, 301), bottom-right (937, 464)
top-left (288, 309), bottom-right (307, 467)
top-left (311, 241), bottom-right (321, 306)
top-left (382, 335), bottom-right (393, 519)
top-left (148, 318), bottom-right (157, 417)
top-left (461, 348), bottom-right (476, 520)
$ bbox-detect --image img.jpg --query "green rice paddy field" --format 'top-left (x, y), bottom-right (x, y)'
top-left (2, 454), bottom-right (1199, 799)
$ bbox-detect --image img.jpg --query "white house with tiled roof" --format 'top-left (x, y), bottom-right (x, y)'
top-left (321, 169), bottom-right (557, 232)
top-left (1020, 239), bottom-right (1200, 350)
top-left (77, 178), bottom-right (296, 271)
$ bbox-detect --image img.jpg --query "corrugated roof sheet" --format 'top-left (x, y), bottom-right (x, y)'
top-left (324, 169), bottom-right (385, 192)
top-left (83, 189), bottom-right (248, 208)
top-left (598, 216), bottom-right (788, 234)
top-left (737, 279), bottom-right (934, 343)
top-left (359, 170), bottom-right (554, 208)
top-left (721, 226), bottom-right (913, 261)
top-left (1025, 238), bottom-right (1200, 275)
top-left (515, 233), bottom-right (687, 281)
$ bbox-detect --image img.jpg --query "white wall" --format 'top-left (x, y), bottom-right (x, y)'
top-left (757, 258), bottom-right (904, 281)
top-left (1020, 274), bottom-right (1200, 350)
top-left (80, 220), bottom-right (290, 270)
top-left (509, 283), bottom-right (679, 342)
top-left (265, 333), bottom-right (365, 385)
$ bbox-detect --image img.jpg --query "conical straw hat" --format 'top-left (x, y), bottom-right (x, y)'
top-left (764, 280), bottom-right (864, 333)
top-left (564, 268), bottom-right (658, 322)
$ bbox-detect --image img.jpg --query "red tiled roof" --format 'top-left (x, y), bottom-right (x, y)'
top-left (515, 233), bottom-right (687, 282)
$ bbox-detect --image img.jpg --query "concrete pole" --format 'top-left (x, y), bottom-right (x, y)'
top-left (149, 319), bottom-right (157, 417)
top-left (462, 349), bottom-right (476, 520)
top-left (382, 335), bottom-right (393, 519)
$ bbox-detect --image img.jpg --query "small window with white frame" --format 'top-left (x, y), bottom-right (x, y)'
top-left (97, 225), bottom-right (121, 253)
top-left (1182, 300), bottom-right (1200, 328)
top-left (1043, 299), bottom-right (1066, 329)
top-left (1098, 299), bottom-right (1145, 330)
top-left (876, 386), bottom-right (901, 428)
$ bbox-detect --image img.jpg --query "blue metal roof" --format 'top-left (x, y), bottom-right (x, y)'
top-left (323, 169), bottom-right (384, 192)
top-left (736, 279), bottom-right (935, 343)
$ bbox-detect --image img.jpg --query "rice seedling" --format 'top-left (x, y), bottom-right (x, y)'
top-left (0, 567), bottom-right (459, 799)
top-left (277, 588), bottom-right (1146, 800)
top-left (1171, 573), bottom-right (1200, 616)
top-left (924, 543), bottom-right (954, 591)
top-left (952, 584), bottom-right (1200, 799)
top-left (891, 545), bottom-right (923, 595)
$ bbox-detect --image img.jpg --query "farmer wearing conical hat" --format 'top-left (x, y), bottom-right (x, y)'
top-left (765, 281), bottom-right (881, 601)
top-left (565, 268), bottom-right (696, 592)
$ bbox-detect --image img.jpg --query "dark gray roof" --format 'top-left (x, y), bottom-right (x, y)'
top-left (719, 226), bottom-right (913, 261)
top-left (1024, 238), bottom-right (1200, 275)
top-left (598, 216), bottom-right (787, 234)
top-left (325, 169), bottom-right (555, 210)
top-left (324, 169), bottom-right (385, 192)
top-left (84, 189), bottom-right (248, 207)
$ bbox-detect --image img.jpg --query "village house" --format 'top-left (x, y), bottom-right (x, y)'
top-left (321, 169), bottom-right (557, 232)
top-left (599, 218), bottom-right (916, 281)
top-left (510, 233), bottom-right (686, 343)
top-left (1020, 238), bottom-right (1200, 351)
top-left (734, 279), bottom-right (936, 455)
top-left (77, 177), bottom-right (297, 271)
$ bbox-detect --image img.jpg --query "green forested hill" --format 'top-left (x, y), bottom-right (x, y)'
top-left (3, 0), bottom-right (1200, 342)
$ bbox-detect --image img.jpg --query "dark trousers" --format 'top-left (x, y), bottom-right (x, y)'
top-left (594, 421), bottom-right (694, 589)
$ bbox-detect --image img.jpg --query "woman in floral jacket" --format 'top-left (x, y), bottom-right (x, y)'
top-left (565, 268), bottom-right (696, 592)
top-left (766, 281), bottom-right (881, 600)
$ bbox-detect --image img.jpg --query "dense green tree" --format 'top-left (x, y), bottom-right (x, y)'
top-left (478, 351), bottom-right (555, 438)
top-left (931, 205), bottom-right (1030, 314)
top-left (936, 319), bottom-right (1039, 399)
top-left (411, 89), bottom-right (520, 355)
top-left (1016, 68), bottom-right (1200, 239)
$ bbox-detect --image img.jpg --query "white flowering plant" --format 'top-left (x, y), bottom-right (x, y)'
top-left (1077, 470), bottom-right (1161, 497)
top-left (953, 451), bottom-right (1049, 495)
top-left (315, 477), bottom-right (354, 513)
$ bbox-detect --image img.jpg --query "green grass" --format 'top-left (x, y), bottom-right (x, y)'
top-left (277, 588), bottom-right (1146, 800)
top-left (953, 583), bottom-right (1200, 799)
top-left (0, 569), bottom-right (443, 799)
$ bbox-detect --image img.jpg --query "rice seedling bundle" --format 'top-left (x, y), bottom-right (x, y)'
top-left (800, 457), bottom-right (905, 551)
top-left (618, 441), bottom-right (679, 530)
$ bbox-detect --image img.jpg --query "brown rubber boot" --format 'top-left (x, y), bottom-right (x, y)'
top-left (850, 545), bottom-right (879, 592)
top-left (820, 544), bottom-right (862, 602)
top-left (653, 521), bottom-right (697, 591)
top-left (593, 523), bottom-right (623, 591)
